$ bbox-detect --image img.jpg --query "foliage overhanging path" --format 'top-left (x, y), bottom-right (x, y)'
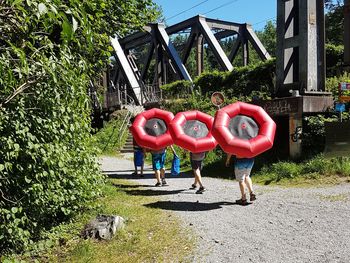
top-left (0, 0), bottom-right (160, 254)
top-left (101, 155), bottom-right (350, 263)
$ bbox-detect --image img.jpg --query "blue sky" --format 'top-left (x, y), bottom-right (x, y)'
top-left (153, 0), bottom-right (277, 31)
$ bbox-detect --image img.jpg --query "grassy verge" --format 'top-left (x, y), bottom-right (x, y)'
top-left (254, 156), bottom-right (350, 187)
top-left (6, 179), bottom-right (194, 262)
top-left (203, 155), bottom-right (350, 187)
top-left (253, 172), bottom-right (350, 187)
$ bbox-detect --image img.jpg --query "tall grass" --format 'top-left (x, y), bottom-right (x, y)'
top-left (255, 155), bottom-right (350, 185)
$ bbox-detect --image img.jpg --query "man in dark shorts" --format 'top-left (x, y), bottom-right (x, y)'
top-left (150, 147), bottom-right (167, 186)
top-left (190, 152), bottom-right (206, 194)
top-left (150, 145), bottom-right (176, 187)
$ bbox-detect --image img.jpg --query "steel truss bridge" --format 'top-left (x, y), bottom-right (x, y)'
top-left (103, 15), bottom-right (271, 108)
top-left (90, 0), bottom-right (350, 159)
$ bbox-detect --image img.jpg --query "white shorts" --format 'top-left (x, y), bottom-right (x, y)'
top-left (234, 168), bottom-right (252, 181)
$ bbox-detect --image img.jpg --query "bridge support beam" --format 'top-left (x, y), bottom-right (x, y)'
top-left (276, 0), bottom-right (326, 97)
top-left (289, 113), bottom-right (302, 159)
top-left (196, 34), bottom-right (204, 76)
top-left (153, 24), bottom-right (192, 83)
top-left (198, 17), bottom-right (233, 71)
top-left (110, 37), bottom-right (142, 105)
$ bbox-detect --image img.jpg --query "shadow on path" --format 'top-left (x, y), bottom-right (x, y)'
top-left (121, 188), bottom-right (186, 196)
top-left (105, 172), bottom-right (194, 179)
top-left (112, 183), bottom-right (151, 189)
top-left (144, 200), bottom-right (250, 211)
top-left (106, 172), bottom-right (154, 179)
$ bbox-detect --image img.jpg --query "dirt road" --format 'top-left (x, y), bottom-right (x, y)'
top-left (101, 155), bottom-right (350, 263)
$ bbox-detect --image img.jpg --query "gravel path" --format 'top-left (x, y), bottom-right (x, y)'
top-left (100, 155), bottom-right (350, 263)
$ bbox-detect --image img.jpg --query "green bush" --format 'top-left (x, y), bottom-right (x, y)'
top-left (302, 113), bottom-right (350, 156)
top-left (161, 80), bottom-right (193, 99)
top-left (258, 160), bottom-right (305, 181)
top-left (224, 59), bottom-right (276, 97)
top-left (0, 53), bottom-right (104, 253)
top-left (271, 162), bottom-right (302, 180)
top-left (302, 155), bottom-right (332, 174)
top-left (332, 157), bottom-right (350, 176)
top-left (192, 58), bottom-right (275, 99)
top-left (0, 0), bottom-right (158, 255)
top-left (326, 72), bottom-right (350, 98)
top-left (163, 94), bottom-right (218, 116)
top-left (325, 44), bottom-right (344, 76)
top-left (194, 70), bottom-right (226, 95)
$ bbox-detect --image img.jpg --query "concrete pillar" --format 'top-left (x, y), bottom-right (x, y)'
top-left (289, 114), bottom-right (303, 159)
top-left (345, 0), bottom-right (350, 69)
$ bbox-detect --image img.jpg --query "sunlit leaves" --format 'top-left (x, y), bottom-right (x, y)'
top-left (0, 0), bottom-right (158, 255)
top-left (37, 3), bottom-right (47, 16)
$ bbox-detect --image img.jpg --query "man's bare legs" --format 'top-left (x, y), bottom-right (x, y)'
top-left (193, 168), bottom-right (203, 188)
top-left (192, 168), bottom-right (206, 193)
top-left (238, 176), bottom-right (255, 201)
top-left (140, 164), bottom-right (144, 177)
top-left (245, 176), bottom-right (256, 201)
top-left (155, 170), bottom-right (161, 184)
top-left (160, 168), bottom-right (165, 179)
top-left (159, 168), bottom-right (168, 186)
top-left (245, 176), bottom-right (253, 194)
top-left (238, 180), bottom-right (247, 200)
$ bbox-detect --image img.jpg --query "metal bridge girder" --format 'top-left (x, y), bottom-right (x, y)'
top-left (154, 24), bottom-right (192, 81)
top-left (228, 35), bottom-right (242, 62)
top-left (246, 25), bottom-right (271, 61)
top-left (182, 28), bottom-right (197, 64)
top-left (198, 17), bottom-right (233, 71)
top-left (110, 37), bottom-right (142, 105)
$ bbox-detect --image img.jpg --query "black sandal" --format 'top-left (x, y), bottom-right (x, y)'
top-left (189, 184), bottom-right (197, 189)
top-left (250, 193), bottom-right (256, 201)
top-left (235, 198), bottom-right (248, 205)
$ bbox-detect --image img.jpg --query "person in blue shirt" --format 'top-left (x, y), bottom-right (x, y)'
top-left (226, 154), bottom-right (256, 205)
top-left (132, 138), bottom-right (145, 177)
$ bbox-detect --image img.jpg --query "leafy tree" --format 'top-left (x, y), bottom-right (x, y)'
top-left (256, 20), bottom-right (277, 57)
top-left (325, 0), bottom-right (345, 45)
top-left (0, 0), bottom-right (159, 254)
top-left (325, 0), bottom-right (344, 10)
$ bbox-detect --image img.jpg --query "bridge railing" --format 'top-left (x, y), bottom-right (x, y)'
top-left (118, 108), bottom-right (133, 145)
top-left (142, 84), bottom-right (162, 103)
top-left (103, 80), bottom-right (164, 110)
top-left (104, 81), bottom-right (137, 110)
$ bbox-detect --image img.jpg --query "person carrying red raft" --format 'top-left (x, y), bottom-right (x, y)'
top-left (226, 154), bottom-right (256, 205)
top-left (189, 151), bottom-right (206, 194)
